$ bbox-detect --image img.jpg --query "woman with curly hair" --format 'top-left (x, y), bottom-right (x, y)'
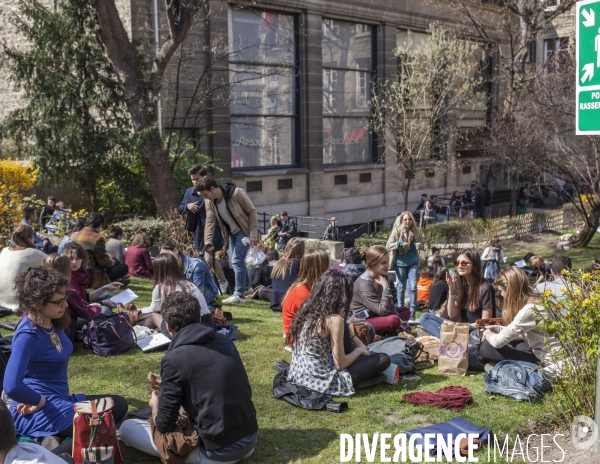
top-left (386, 211), bottom-right (422, 320)
top-left (2, 267), bottom-right (127, 440)
top-left (270, 237), bottom-right (305, 311)
top-left (0, 224), bottom-right (46, 312)
top-left (287, 270), bottom-right (391, 395)
top-left (125, 232), bottom-right (154, 279)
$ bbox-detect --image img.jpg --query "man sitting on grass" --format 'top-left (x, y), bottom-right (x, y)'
top-left (119, 292), bottom-right (258, 463)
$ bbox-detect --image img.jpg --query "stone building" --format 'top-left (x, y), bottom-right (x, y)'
top-left (0, 0), bottom-right (513, 232)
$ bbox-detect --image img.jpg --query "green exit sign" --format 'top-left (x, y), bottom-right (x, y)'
top-left (577, 0), bottom-right (600, 134)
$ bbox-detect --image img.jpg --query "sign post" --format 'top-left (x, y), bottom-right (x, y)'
top-left (576, 0), bottom-right (600, 134)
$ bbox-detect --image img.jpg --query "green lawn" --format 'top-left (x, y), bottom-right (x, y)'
top-left (3, 232), bottom-right (599, 463)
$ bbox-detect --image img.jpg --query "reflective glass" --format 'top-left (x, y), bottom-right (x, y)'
top-left (230, 65), bottom-right (294, 116)
top-left (322, 20), bottom-right (372, 69)
top-left (231, 117), bottom-right (294, 167)
top-left (323, 117), bottom-right (370, 164)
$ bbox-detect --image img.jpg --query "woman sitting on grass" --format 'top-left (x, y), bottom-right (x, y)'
top-left (349, 245), bottom-right (403, 335)
top-left (288, 270), bottom-right (391, 395)
top-left (282, 249), bottom-right (330, 337)
top-left (44, 254), bottom-right (110, 342)
top-left (427, 267), bottom-right (449, 313)
top-left (105, 224), bottom-right (126, 265)
top-left (477, 266), bottom-right (562, 367)
top-left (419, 248), bottom-right (497, 339)
top-left (140, 253), bottom-right (214, 333)
top-left (3, 267), bottom-right (127, 441)
top-left (62, 242), bottom-right (122, 310)
top-left (0, 224), bottom-right (46, 313)
top-left (57, 217), bottom-right (85, 253)
top-left (125, 232), bottom-right (154, 279)
top-left (270, 237), bottom-right (305, 311)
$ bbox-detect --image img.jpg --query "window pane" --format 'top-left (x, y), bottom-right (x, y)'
top-left (323, 69), bottom-right (371, 116)
top-left (323, 118), bottom-right (370, 164)
top-left (230, 65), bottom-right (294, 115)
top-left (231, 117), bottom-right (294, 167)
top-left (323, 19), bottom-right (372, 69)
top-left (230, 10), bottom-right (295, 65)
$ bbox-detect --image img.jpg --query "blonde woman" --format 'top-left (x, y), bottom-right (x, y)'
top-left (282, 249), bottom-right (330, 336)
top-left (386, 212), bottom-right (422, 320)
top-left (350, 245), bottom-right (403, 335)
top-left (263, 216), bottom-right (280, 250)
top-left (478, 266), bottom-right (562, 366)
top-left (270, 237), bottom-right (305, 311)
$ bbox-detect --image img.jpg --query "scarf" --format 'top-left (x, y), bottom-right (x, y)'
top-left (71, 267), bottom-right (90, 301)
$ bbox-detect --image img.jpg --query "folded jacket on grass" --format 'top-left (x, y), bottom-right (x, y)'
top-left (402, 386), bottom-right (473, 411)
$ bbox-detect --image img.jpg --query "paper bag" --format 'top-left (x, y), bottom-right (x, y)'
top-left (438, 321), bottom-right (469, 376)
top-left (416, 336), bottom-right (439, 361)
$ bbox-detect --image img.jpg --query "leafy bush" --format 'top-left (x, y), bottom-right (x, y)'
top-left (0, 160), bottom-right (38, 247)
top-left (538, 270), bottom-right (600, 422)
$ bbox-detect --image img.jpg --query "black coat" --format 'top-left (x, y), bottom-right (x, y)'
top-left (156, 323), bottom-right (258, 450)
top-left (178, 187), bottom-right (223, 252)
top-left (251, 264), bottom-right (273, 288)
top-left (270, 259), bottom-right (301, 311)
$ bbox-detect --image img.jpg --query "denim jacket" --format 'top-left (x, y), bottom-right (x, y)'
top-left (182, 254), bottom-right (218, 305)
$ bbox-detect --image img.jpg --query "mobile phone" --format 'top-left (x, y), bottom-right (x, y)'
top-left (355, 309), bottom-right (369, 320)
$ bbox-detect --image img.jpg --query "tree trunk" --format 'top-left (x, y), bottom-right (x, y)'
top-left (90, 0), bottom-right (179, 218)
top-left (569, 207), bottom-right (600, 248)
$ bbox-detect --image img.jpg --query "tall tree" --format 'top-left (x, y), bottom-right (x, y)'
top-left (370, 25), bottom-right (482, 212)
top-left (1, 0), bottom-right (133, 211)
top-left (89, 0), bottom-right (213, 216)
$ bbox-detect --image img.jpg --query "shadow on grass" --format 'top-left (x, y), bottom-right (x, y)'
top-left (253, 427), bottom-right (337, 462)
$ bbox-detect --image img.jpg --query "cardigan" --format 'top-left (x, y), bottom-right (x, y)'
top-left (349, 271), bottom-right (395, 317)
top-left (125, 245), bottom-right (154, 279)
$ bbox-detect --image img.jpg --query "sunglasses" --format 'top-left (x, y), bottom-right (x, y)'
top-left (454, 260), bottom-right (472, 268)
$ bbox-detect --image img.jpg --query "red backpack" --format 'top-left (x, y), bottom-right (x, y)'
top-left (72, 397), bottom-right (123, 464)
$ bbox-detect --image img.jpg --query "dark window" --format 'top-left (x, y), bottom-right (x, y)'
top-left (462, 166), bottom-right (472, 174)
top-left (425, 170), bottom-right (435, 178)
top-left (229, 10), bottom-right (297, 168)
top-left (278, 178), bottom-right (293, 189)
top-left (323, 19), bottom-right (374, 164)
top-left (359, 172), bottom-right (371, 183)
top-left (334, 174), bottom-right (348, 185)
top-left (246, 181), bottom-right (263, 192)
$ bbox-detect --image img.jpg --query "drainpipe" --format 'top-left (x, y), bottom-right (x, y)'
top-left (153, 0), bottom-right (163, 137)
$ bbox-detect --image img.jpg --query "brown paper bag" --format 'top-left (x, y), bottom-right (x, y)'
top-left (416, 336), bottom-right (440, 361)
top-left (438, 321), bottom-right (469, 376)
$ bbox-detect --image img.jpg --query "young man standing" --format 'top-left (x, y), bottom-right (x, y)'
top-left (197, 176), bottom-right (258, 304)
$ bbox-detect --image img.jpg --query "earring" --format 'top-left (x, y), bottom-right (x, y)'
top-left (36, 315), bottom-right (42, 324)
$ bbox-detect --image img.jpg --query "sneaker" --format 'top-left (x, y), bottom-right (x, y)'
top-left (223, 295), bottom-right (246, 304)
top-left (219, 280), bottom-right (229, 294)
top-left (409, 313), bottom-right (416, 322)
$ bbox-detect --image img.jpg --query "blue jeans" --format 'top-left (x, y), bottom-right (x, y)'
top-left (396, 264), bottom-right (419, 314)
top-left (230, 230), bottom-right (250, 296)
top-left (419, 314), bottom-right (479, 339)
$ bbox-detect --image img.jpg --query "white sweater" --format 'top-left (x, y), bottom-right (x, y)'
top-left (487, 303), bottom-right (562, 365)
top-left (0, 247), bottom-right (47, 311)
top-left (148, 284), bottom-right (210, 316)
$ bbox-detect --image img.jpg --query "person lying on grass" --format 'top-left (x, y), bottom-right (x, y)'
top-left (119, 291), bottom-right (258, 463)
top-left (287, 270), bottom-right (391, 396)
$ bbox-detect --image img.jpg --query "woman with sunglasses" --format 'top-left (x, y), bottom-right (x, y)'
top-left (3, 267), bottom-right (127, 441)
top-left (477, 266), bottom-right (562, 366)
top-left (419, 248), bottom-right (496, 338)
top-left (386, 211), bottom-right (422, 320)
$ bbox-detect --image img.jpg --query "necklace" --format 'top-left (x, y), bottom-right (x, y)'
top-left (41, 326), bottom-right (63, 353)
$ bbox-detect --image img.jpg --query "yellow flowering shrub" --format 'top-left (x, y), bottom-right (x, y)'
top-left (0, 160), bottom-right (38, 248)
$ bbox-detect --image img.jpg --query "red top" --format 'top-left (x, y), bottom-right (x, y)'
top-left (282, 284), bottom-right (311, 335)
top-left (417, 276), bottom-right (432, 303)
top-left (125, 246), bottom-right (154, 279)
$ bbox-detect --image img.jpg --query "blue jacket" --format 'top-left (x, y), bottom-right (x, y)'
top-left (178, 187), bottom-right (223, 252)
top-left (182, 254), bottom-right (218, 305)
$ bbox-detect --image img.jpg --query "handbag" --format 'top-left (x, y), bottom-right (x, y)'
top-left (72, 397), bottom-right (122, 464)
top-left (117, 303), bottom-right (139, 326)
top-left (84, 313), bottom-right (137, 357)
top-left (349, 322), bottom-right (372, 345)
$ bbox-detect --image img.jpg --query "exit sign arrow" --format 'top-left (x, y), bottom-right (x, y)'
top-left (582, 8), bottom-right (595, 26)
top-left (582, 63), bottom-right (595, 83)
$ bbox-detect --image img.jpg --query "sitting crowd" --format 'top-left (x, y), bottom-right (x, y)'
top-left (0, 196), bottom-right (572, 463)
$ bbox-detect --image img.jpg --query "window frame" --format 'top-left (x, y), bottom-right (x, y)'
top-left (228, 8), bottom-right (300, 170)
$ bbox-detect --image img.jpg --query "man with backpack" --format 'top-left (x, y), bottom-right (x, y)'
top-left (119, 292), bottom-right (258, 463)
top-left (197, 176), bottom-right (258, 304)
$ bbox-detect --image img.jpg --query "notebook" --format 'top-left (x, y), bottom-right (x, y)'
top-left (111, 289), bottom-right (138, 306)
top-left (136, 333), bottom-right (171, 352)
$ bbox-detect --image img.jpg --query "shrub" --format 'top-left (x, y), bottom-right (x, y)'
top-left (0, 160), bottom-right (38, 248)
top-left (115, 216), bottom-right (169, 247)
top-left (537, 270), bottom-right (600, 422)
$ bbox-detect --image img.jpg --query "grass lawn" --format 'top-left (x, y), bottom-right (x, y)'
top-left (3, 231), bottom-right (599, 463)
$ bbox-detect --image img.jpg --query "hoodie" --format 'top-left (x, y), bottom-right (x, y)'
top-left (341, 263), bottom-right (366, 283)
top-left (156, 322), bottom-right (258, 450)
